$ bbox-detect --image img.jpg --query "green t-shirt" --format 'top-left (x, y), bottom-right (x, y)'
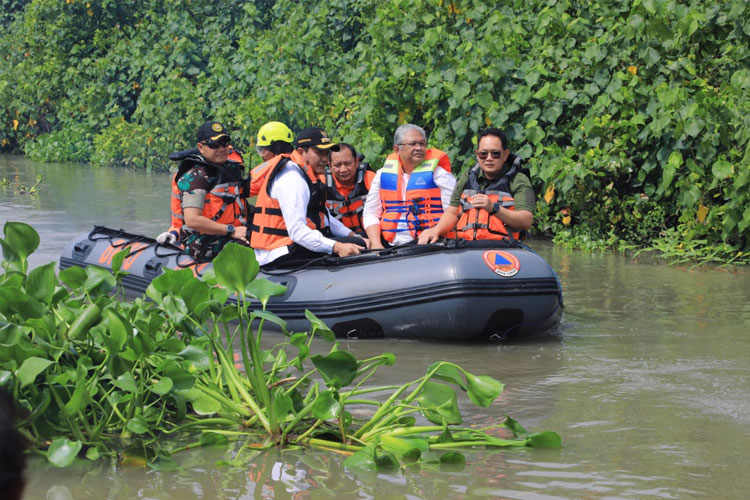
top-left (449, 164), bottom-right (535, 213)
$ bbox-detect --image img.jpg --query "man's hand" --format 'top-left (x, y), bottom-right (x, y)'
top-left (156, 230), bottom-right (178, 245)
top-left (333, 241), bottom-right (364, 257)
top-left (417, 228), bottom-right (440, 245)
top-left (469, 194), bottom-right (494, 212)
top-left (231, 225), bottom-right (248, 241)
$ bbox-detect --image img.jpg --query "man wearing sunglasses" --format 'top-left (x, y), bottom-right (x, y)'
top-left (363, 123), bottom-right (456, 249)
top-left (173, 121), bottom-right (250, 260)
top-left (418, 128), bottom-right (534, 243)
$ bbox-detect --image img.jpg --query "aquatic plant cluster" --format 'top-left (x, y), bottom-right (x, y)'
top-left (0, 222), bottom-right (560, 469)
top-left (0, 0), bottom-right (748, 263)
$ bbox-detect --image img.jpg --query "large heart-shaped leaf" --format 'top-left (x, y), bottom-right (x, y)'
top-left (17, 356), bottom-right (54, 387)
top-left (380, 435), bottom-right (429, 456)
top-left (312, 390), bottom-right (341, 421)
top-left (150, 377), bottom-right (173, 396)
top-left (311, 351), bottom-right (358, 389)
top-left (112, 372), bottom-right (137, 393)
top-left (305, 310), bottom-right (334, 341)
top-left (47, 438), bottom-right (82, 467)
top-left (415, 382), bottom-right (461, 425)
top-left (428, 362), bottom-right (466, 390)
top-left (2, 221), bottom-right (39, 263)
top-left (465, 372), bottom-right (503, 407)
top-left (127, 415), bottom-right (149, 434)
top-left (59, 266), bottom-right (87, 289)
top-left (191, 392), bottom-right (221, 415)
top-left (250, 310), bottom-right (288, 335)
top-left (527, 431), bottom-right (562, 448)
top-left (178, 345), bottom-right (210, 372)
top-left (25, 262), bottom-right (57, 304)
top-left (212, 243), bottom-right (259, 295)
top-left (245, 278), bottom-right (287, 309)
top-left (272, 388), bottom-right (294, 422)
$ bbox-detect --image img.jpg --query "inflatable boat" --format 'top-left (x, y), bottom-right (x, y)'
top-left (59, 226), bottom-right (563, 341)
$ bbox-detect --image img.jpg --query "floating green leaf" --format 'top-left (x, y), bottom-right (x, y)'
top-left (311, 351), bottom-right (358, 389)
top-left (415, 382), bottom-right (461, 425)
top-left (312, 390), bottom-right (341, 421)
top-left (47, 438), bottom-right (82, 467)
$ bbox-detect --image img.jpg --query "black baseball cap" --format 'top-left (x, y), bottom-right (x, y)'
top-left (296, 128), bottom-right (335, 149)
top-left (197, 121), bottom-right (230, 143)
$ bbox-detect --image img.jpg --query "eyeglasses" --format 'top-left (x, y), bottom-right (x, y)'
top-left (398, 141), bottom-right (427, 149)
top-left (476, 150), bottom-right (504, 160)
top-left (330, 159), bottom-right (355, 169)
top-left (202, 138), bottom-right (231, 149)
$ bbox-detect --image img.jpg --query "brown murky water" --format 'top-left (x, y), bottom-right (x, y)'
top-left (3, 155), bottom-right (750, 499)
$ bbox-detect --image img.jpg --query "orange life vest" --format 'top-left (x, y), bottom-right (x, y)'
top-left (325, 165), bottom-right (374, 233)
top-left (249, 152), bottom-right (328, 251)
top-left (455, 164), bottom-right (526, 241)
top-left (378, 149), bottom-right (451, 242)
top-left (169, 147), bottom-right (244, 232)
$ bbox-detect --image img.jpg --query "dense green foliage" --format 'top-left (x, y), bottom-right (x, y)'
top-left (0, 221), bottom-right (559, 469)
top-left (1, 0), bottom-right (749, 261)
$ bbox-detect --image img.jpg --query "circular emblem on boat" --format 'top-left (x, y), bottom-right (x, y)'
top-left (482, 250), bottom-right (520, 277)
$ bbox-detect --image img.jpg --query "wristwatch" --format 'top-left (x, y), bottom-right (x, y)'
top-left (225, 224), bottom-right (235, 235)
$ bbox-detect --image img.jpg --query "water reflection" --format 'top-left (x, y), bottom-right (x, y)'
top-left (0, 154), bottom-right (170, 268)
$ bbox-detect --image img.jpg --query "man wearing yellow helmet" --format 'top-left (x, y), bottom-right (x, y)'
top-left (250, 124), bottom-right (367, 267)
top-left (255, 121), bottom-right (295, 163)
top-left (249, 121), bottom-right (296, 197)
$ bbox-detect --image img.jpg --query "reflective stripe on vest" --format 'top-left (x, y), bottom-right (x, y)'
top-left (379, 150), bottom-right (446, 242)
top-left (325, 165), bottom-right (370, 232)
top-left (455, 167), bottom-right (520, 240)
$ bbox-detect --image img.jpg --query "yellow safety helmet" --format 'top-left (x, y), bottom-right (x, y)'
top-left (256, 121), bottom-right (293, 147)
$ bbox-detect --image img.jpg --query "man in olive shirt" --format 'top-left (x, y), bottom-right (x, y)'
top-left (418, 128), bottom-right (534, 243)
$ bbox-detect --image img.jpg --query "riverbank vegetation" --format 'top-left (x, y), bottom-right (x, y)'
top-left (0, 221), bottom-right (560, 469)
top-left (1, 0), bottom-right (748, 263)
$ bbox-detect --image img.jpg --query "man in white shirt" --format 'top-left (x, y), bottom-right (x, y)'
top-left (251, 127), bottom-right (367, 267)
top-left (363, 124), bottom-right (456, 249)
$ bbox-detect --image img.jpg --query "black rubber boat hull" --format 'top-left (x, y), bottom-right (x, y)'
top-left (59, 226), bottom-right (563, 341)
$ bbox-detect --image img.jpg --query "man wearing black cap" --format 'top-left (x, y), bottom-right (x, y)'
top-left (174, 120), bottom-right (250, 260)
top-left (250, 127), bottom-right (367, 267)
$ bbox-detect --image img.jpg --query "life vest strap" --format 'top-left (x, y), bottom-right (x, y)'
top-left (249, 224), bottom-right (288, 237)
top-left (256, 207), bottom-right (283, 216)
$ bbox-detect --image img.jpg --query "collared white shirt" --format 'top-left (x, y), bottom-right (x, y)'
top-left (254, 162), bottom-right (351, 266)
top-left (362, 167), bottom-right (456, 245)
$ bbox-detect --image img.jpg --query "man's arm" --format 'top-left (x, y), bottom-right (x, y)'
top-left (183, 208), bottom-right (248, 240)
top-left (274, 166), bottom-right (363, 257)
top-left (434, 167), bottom-right (457, 210)
top-left (362, 171), bottom-right (385, 249)
top-left (418, 206), bottom-right (459, 244)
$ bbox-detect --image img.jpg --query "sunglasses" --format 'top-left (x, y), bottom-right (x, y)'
top-left (476, 150), bottom-right (504, 160)
top-left (202, 138), bottom-right (231, 149)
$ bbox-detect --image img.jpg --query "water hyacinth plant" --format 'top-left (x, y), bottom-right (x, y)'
top-left (0, 221), bottom-right (560, 470)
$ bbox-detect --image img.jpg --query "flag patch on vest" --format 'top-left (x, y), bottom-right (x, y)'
top-left (482, 250), bottom-right (520, 277)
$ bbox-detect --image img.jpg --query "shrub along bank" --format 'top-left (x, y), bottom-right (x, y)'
top-left (1, 0), bottom-right (748, 263)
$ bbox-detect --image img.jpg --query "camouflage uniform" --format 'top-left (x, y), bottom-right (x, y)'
top-left (178, 162), bottom-right (248, 260)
